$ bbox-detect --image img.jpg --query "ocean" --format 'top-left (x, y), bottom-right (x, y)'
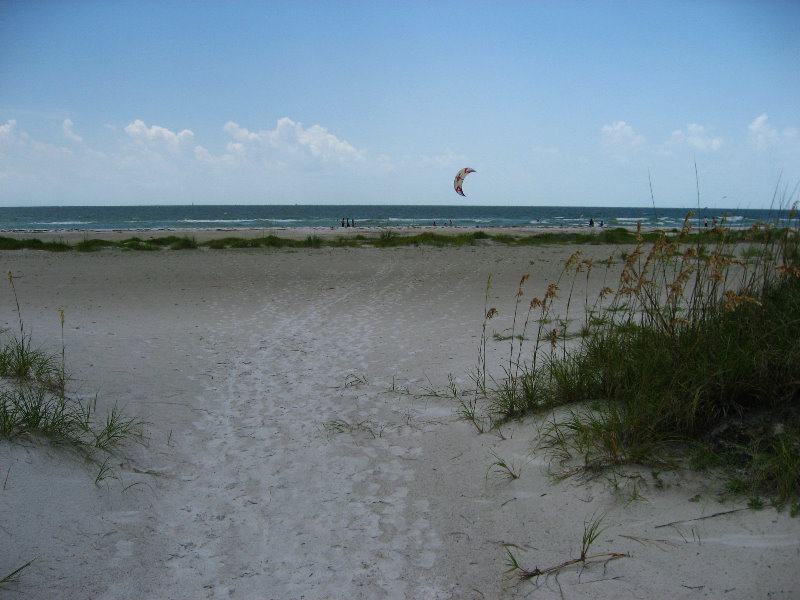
top-left (0, 204), bottom-right (790, 233)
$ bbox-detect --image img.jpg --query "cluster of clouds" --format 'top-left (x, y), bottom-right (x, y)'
top-left (1, 116), bottom-right (365, 171)
top-left (3, 113), bottom-right (794, 174)
top-left (4, 113), bottom-right (796, 164)
top-left (221, 119), bottom-right (365, 164)
top-left (1, 112), bottom-right (798, 204)
top-left (121, 117), bottom-right (366, 168)
top-left (600, 114), bottom-right (797, 163)
top-left (0, 116), bottom-right (371, 202)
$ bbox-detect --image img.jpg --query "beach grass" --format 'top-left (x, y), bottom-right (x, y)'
top-left (0, 227), bottom-right (688, 252)
top-left (1, 558), bottom-right (36, 588)
top-left (471, 203), bottom-right (800, 507)
top-left (1, 273), bottom-right (143, 465)
top-left (503, 511), bottom-right (627, 582)
top-left (0, 237), bottom-right (71, 252)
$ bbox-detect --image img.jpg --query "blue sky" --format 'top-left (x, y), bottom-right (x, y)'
top-left (1, 1), bottom-right (798, 208)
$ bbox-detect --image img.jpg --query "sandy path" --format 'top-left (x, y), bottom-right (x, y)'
top-left (1, 244), bottom-right (799, 599)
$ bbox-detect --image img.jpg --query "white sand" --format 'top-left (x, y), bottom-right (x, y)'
top-left (1, 234), bottom-right (798, 599)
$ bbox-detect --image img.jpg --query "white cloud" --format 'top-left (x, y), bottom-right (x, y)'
top-left (0, 119), bottom-right (72, 162)
top-left (194, 145), bottom-right (213, 162)
top-left (749, 114), bottom-right (777, 150)
top-left (602, 121), bottom-right (645, 149)
top-left (748, 113), bottom-right (799, 152)
top-left (270, 117), bottom-right (364, 162)
top-left (62, 118), bottom-right (83, 143)
top-left (0, 119), bottom-right (17, 144)
top-left (124, 119), bottom-right (195, 154)
top-left (668, 123), bottom-right (722, 152)
top-left (601, 121), bottom-right (645, 163)
top-left (223, 121), bottom-right (261, 144)
top-left (223, 118), bottom-right (365, 163)
top-left (225, 141), bottom-right (246, 155)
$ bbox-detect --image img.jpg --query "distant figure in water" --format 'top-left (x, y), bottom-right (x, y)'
top-left (589, 218), bottom-right (594, 227)
top-left (351, 218), bottom-right (356, 227)
top-left (341, 218), bottom-right (345, 227)
top-left (599, 220), bottom-right (604, 227)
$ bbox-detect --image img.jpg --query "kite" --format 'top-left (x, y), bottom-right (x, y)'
top-left (453, 167), bottom-right (476, 197)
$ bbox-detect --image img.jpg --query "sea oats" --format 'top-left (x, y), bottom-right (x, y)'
top-left (545, 283), bottom-right (559, 300)
top-left (723, 290), bottom-right (762, 310)
top-left (679, 211), bottom-right (694, 239)
top-left (564, 249), bottom-right (583, 271)
top-left (776, 264), bottom-right (800, 279)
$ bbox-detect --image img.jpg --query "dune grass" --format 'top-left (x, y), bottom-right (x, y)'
top-left (0, 273), bottom-right (145, 589)
top-left (1, 220), bottom-right (797, 253)
top-left (471, 203), bottom-right (800, 508)
top-left (0, 227), bottom-right (684, 252)
top-left (503, 512), bottom-right (627, 583)
top-left (1, 272), bottom-right (142, 458)
top-left (0, 237), bottom-right (71, 251)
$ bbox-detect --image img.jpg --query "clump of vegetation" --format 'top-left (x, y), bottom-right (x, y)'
top-left (1, 272), bottom-right (146, 589)
top-left (1, 272), bottom-right (143, 457)
top-left (504, 512), bottom-right (626, 582)
top-left (0, 237), bottom-right (71, 251)
top-left (371, 230), bottom-right (490, 247)
top-left (145, 235), bottom-right (198, 249)
top-left (469, 198), bottom-right (800, 508)
top-left (119, 237), bottom-right (159, 251)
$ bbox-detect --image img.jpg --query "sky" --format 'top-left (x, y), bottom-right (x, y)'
top-left (1, 1), bottom-right (798, 208)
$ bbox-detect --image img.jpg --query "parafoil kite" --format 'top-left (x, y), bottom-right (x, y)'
top-left (453, 167), bottom-right (476, 197)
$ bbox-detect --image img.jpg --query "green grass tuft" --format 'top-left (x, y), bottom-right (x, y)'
top-left (1, 274), bottom-right (144, 478)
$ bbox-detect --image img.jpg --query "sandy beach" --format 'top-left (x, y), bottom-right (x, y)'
top-left (1, 229), bottom-right (799, 599)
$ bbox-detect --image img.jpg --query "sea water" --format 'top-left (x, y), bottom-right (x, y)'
top-left (0, 204), bottom-right (791, 233)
